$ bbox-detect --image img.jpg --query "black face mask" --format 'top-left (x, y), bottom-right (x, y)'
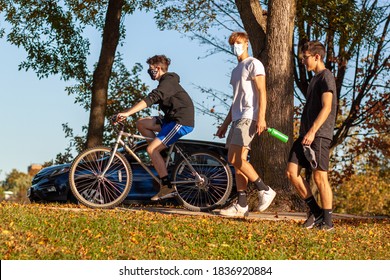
top-left (147, 68), bottom-right (158, 80)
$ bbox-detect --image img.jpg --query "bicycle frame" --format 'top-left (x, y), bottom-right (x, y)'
top-left (102, 126), bottom-right (204, 187)
top-left (69, 119), bottom-right (233, 211)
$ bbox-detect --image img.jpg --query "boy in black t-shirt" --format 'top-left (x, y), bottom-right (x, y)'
top-left (286, 41), bottom-right (337, 231)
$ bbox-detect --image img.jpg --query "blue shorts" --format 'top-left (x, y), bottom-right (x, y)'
top-left (156, 118), bottom-right (194, 147)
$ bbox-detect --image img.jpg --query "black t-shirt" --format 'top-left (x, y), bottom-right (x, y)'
top-left (299, 69), bottom-right (337, 140)
top-left (143, 72), bottom-right (195, 127)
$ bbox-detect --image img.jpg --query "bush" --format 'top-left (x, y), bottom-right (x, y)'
top-left (0, 170), bottom-right (32, 204)
top-left (334, 168), bottom-right (389, 216)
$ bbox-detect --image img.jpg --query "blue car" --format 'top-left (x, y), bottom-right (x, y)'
top-left (27, 139), bottom-right (236, 205)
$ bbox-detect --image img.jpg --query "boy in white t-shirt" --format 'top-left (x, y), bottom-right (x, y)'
top-left (215, 31), bottom-right (276, 217)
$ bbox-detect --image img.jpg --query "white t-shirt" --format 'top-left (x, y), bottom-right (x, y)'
top-left (230, 57), bottom-right (265, 122)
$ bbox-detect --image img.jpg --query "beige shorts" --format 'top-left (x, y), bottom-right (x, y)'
top-left (226, 118), bottom-right (257, 149)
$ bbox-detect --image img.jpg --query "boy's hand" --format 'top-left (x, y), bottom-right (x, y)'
top-left (302, 131), bottom-right (315, 145)
top-left (215, 125), bottom-right (228, 138)
top-left (256, 119), bottom-right (267, 135)
top-left (116, 113), bottom-right (127, 122)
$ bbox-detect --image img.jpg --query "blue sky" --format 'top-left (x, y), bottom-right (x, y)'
top-left (0, 11), bottom-right (234, 180)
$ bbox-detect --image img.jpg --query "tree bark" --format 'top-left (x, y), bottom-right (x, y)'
top-left (237, 0), bottom-right (305, 211)
top-left (86, 0), bottom-right (124, 148)
top-left (234, 0), bottom-right (267, 58)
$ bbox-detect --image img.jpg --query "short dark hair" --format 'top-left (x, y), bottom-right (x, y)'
top-left (146, 55), bottom-right (171, 72)
top-left (301, 41), bottom-right (326, 60)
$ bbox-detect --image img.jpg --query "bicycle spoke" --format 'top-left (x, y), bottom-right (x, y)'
top-left (69, 146), bottom-right (133, 208)
top-left (173, 152), bottom-right (233, 211)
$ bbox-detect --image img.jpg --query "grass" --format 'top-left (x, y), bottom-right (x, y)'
top-left (0, 202), bottom-right (389, 260)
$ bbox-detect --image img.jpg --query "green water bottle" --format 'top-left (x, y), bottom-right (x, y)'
top-left (267, 128), bottom-right (289, 143)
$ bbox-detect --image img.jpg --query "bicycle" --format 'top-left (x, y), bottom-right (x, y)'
top-left (68, 118), bottom-right (233, 212)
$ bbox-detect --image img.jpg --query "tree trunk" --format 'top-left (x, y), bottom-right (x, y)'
top-left (86, 0), bottom-right (124, 148)
top-left (237, 0), bottom-right (305, 211)
top-left (234, 0), bottom-right (267, 57)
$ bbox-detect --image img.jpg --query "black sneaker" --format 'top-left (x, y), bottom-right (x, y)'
top-left (316, 221), bottom-right (335, 231)
top-left (302, 212), bottom-right (323, 229)
top-left (302, 213), bottom-right (315, 228)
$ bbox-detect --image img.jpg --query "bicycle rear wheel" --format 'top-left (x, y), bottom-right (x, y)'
top-left (172, 151), bottom-right (233, 212)
top-left (69, 146), bottom-right (133, 209)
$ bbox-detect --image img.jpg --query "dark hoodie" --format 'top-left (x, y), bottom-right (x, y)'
top-left (143, 72), bottom-right (195, 127)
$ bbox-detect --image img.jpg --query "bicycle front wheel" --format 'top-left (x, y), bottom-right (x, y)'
top-left (69, 146), bottom-right (133, 209)
top-left (172, 151), bottom-right (233, 212)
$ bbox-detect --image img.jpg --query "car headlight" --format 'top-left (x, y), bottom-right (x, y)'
top-left (47, 186), bottom-right (57, 192)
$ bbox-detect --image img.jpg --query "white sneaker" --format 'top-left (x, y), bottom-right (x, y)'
top-left (258, 187), bottom-right (276, 212)
top-left (219, 203), bottom-right (249, 218)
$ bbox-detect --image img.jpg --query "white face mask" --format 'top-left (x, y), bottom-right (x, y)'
top-left (233, 43), bottom-right (245, 57)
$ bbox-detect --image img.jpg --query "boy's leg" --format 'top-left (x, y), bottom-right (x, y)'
top-left (148, 137), bottom-right (175, 201)
top-left (233, 148), bottom-right (249, 208)
top-left (151, 122), bottom-right (193, 176)
top-left (311, 137), bottom-right (334, 229)
top-left (136, 116), bottom-right (161, 141)
top-left (313, 170), bottom-right (333, 228)
top-left (219, 147), bottom-right (250, 217)
top-left (286, 162), bottom-right (312, 199)
top-left (226, 119), bottom-right (260, 182)
top-left (227, 144), bottom-right (276, 212)
top-left (287, 140), bottom-right (323, 227)
top-left (150, 122), bottom-right (194, 201)
top-left (226, 119), bottom-right (268, 190)
top-left (147, 138), bottom-right (169, 179)
top-left (228, 144), bottom-right (259, 182)
top-left (227, 119), bottom-right (275, 211)
top-left (286, 162), bottom-right (323, 227)
top-left (313, 171), bottom-right (332, 209)
top-left (235, 169), bottom-right (249, 193)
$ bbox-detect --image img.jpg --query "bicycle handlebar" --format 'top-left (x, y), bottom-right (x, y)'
top-left (109, 114), bottom-right (121, 123)
top-left (109, 115), bottom-right (126, 132)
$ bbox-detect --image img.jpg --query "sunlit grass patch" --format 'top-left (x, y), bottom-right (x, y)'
top-left (0, 202), bottom-right (388, 260)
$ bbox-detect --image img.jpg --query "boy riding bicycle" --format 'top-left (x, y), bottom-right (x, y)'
top-left (116, 55), bottom-right (195, 201)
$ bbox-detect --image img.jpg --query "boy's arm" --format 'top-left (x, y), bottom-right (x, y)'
top-left (215, 107), bottom-right (232, 138)
top-left (302, 92), bottom-right (333, 145)
top-left (117, 100), bottom-right (148, 120)
top-left (253, 75), bottom-right (267, 135)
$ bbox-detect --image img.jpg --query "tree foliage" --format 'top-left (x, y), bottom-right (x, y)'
top-left (0, 0), bottom-right (156, 160)
top-left (55, 54), bottom-right (151, 164)
top-left (1, 0), bottom-right (90, 81)
top-left (294, 0), bottom-right (390, 183)
top-left (334, 167), bottom-right (390, 216)
top-left (0, 169), bottom-right (32, 203)
top-left (0, 0), bottom-right (156, 80)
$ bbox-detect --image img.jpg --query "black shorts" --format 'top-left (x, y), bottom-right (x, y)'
top-left (288, 137), bottom-right (332, 171)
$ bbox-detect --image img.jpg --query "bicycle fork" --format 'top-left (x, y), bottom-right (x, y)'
top-left (100, 131), bottom-right (123, 177)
